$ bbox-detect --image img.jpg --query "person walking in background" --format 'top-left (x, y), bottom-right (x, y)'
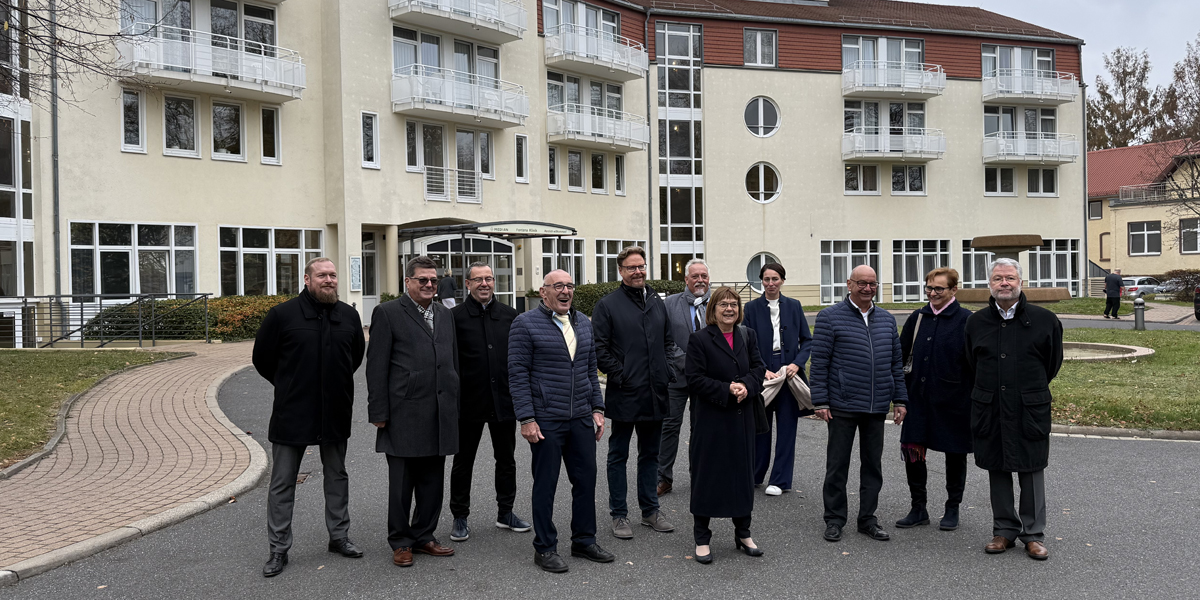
top-left (743, 262), bottom-right (813, 497)
top-left (438, 267), bottom-right (458, 308)
top-left (895, 268), bottom-right (973, 532)
top-left (685, 287), bottom-right (767, 564)
top-left (1103, 268), bottom-right (1124, 319)
top-left (253, 257), bottom-right (366, 578)
top-left (658, 258), bottom-right (711, 497)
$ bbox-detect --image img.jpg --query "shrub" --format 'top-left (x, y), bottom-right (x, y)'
top-left (381, 292), bottom-right (398, 303)
top-left (572, 279), bottom-right (685, 316)
top-left (1162, 269), bottom-right (1200, 302)
top-left (81, 295), bottom-right (293, 342)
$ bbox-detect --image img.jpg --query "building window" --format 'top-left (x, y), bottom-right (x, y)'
top-left (543, 0), bottom-right (560, 31)
top-left (1099, 232), bottom-right (1111, 260)
top-left (595, 239), bottom-right (646, 282)
top-left (480, 131), bottom-right (492, 178)
top-left (69, 222), bottom-right (197, 296)
top-left (548, 146), bottom-right (559, 189)
top-left (361, 112), bottom-right (379, 169)
top-left (406, 121), bottom-right (419, 170)
top-left (845, 164), bottom-right (879, 195)
top-left (655, 22), bottom-right (703, 110)
top-left (842, 35), bottom-right (924, 67)
top-left (892, 240), bottom-right (950, 302)
top-left (121, 89), bottom-right (144, 153)
top-left (983, 45), bottom-right (1054, 78)
top-left (746, 162), bottom-right (780, 204)
top-left (746, 252), bottom-right (779, 293)
top-left (1027, 168), bottom-right (1056, 196)
top-left (744, 97), bottom-right (780, 137)
top-left (891, 165), bottom-right (925, 194)
top-left (567, 150), bottom-right (583, 191)
top-left (615, 155), bottom-right (625, 196)
top-left (590, 153), bottom-right (605, 193)
top-left (1128, 221), bottom-right (1162, 256)
top-left (960, 242), bottom-right (996, 289)
top-left (405, 121), bottom-right (445, 172)
top-left (163, 95), bottom-right (199, 158)
top-left (515, 134), bottom-right (528, 183)
top-left (219, 226), bottom-right (323, 296)
top-left (542, 237), bottom-right (584, 283)
top-left (659, 119), bottom-right (702, 176)
top-left (211, 101), bottom-right (245, 161)
top-left (1088, 200), bottom-right (1103, 220)
top-left (1181, 218), bottom-right (1200, 254)
top-left (743, 29), bottom-right (776, 67)
top-left (820, 240), bottom-right (880, 304)
top-left (985, 167), bottom-right (1015, 195)
top-left (1028, 238), bottom-right (1080, 296)
top-left (261, 106), bottom-right (281, 165)
top-left (659, 186), bottom-right (703, 257)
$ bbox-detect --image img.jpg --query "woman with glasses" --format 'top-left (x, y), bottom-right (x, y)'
top-left (684, 287), bottom-right (767, 564)
top-left (895, 268), bottom-right (974, 532)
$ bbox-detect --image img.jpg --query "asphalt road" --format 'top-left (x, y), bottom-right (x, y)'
top-left (5, 367), bottom-right (1200, 599)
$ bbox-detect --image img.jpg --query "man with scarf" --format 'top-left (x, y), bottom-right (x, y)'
top-left (657, 258), bottom-right (711, 497)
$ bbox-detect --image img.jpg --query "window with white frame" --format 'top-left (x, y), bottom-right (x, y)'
top-left (746, 162), bottom-right (780, 203)
top-left (842, 35), bottom-right (924, 67)
top-left (1027, 167), bottom-right (1056, 196)
top-left (1088, 200), bottom-right (1103, 220)
top-left (515, 134), bottom-right (528, 183)
top-left (960, 242), bottom-right (996, 289)
top-left (212, 101), bottom-right (245, 161)
top-left (163, 95), bottom-right (199, 158)
top-left (660, 186), bottom-right (704, 247)
top-left (1028, 238), bottom-right (1080, 296)
top-left (454, 128), bottom-right (492, 179)
top-left (405, 121), bottom-right (446, 172)
top-left (1181, 218), bottom-right (1199, 254)
top-left (219, 226), bottom-right (323, 296)
top-left (892, 165), bottom-right (925, 194)
top-left (590, 153), bottom-right (605, 193)
top-left (820, 240), bottom-right (880, 304)
top-left (548, 146), bottom-right (559, 189)
top-left (744, 97), bottom-right (779, 137)
top-left (1128, 221), bottom-right (1162, 256)
top-left (983, 45), bottom-right (1054, 77)
top-left (361, 112), bottom-right (379, 169)
top-left (655, 22), bottom-right (703, 111)
top-left (658, 119), bottom-right (702, 176)
top-left (567, 150), bottom-right (583, 191)
top-left (844, 100), bottom-right (880, 133)
top-left (595, 239), bottom-right (647, 282)
top-left (543, 0), bottom-right (560, 30)
top-left (480, 131), bottom-right (492, 178)
top-left (542, 238), bottom-right (584, 283)
top-left (69, 222), bottom-right (197, 297)
top-left (743, 29), bottom-right (776, 67)
top-left (393, 26), bottom-right (440, 72)
top-left (892, 239), bottom-right (950, 302)
top-left (746, 252), bottom-right (780, 293)
top-left (261, 106), bottom-right (281, 165)
top-left (615, 155), bottom-right (625, 196)
top-left (845, 164), bottom-right (879, 194)
top-left (985, 167), bottom-right (1015, 195)
top-left (121, 89), bottom-right (145, 153)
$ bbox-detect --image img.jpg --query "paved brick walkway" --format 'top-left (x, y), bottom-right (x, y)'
top-left (0, 342), bottom-right (254, 569)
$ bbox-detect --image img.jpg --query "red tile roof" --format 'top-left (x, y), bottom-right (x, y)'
top-left (1087, 139), bottom-right (1194, 199)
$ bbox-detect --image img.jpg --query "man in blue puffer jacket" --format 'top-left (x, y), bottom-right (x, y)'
top-left (509, 269), bottom-right (613, 573)
top-left (811, 265), bottom-right (908, 544)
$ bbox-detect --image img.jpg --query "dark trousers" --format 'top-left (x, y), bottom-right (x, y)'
top-left (530, 417), bottom-right (598, 554)
top-left (693, 515), bottom-right (752, 546)
top-left (903, 451), bottom-right (968, 510)
top-left (989, 469), bottom-right (1047, 543)
top-left (658, 387), bottom-right (691, 485)
top-left (1104, 296), bottom-right (1121, 317)
top-left (608, 419), bottom-right (663, 518)
top-left (755, 358), bottom-right (802, 488)
top-left (822, 412), bottom-right (886, 528)
top-left (385, 454), bottom-right (446, 550)
top-left (267, 441), bottom-right (350, 554)
top-left (449, 419), bottom-right (518, 520)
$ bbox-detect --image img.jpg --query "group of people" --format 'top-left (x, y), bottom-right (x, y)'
top-left (250, 246), bottom-right (1063, 577)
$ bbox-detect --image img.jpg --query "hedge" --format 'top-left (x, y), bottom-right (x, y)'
top-left (82, 295), bottom-right (294, 342)
top-left (572, 279), bottom-right (685, 316)
top-left (1162, 269), bottom-right (1200, 302)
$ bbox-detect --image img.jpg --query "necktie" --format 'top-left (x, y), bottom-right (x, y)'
top-left (555, 313), bottom-right (576, 360)
top-left (693, 298), bottom-right (705, 331)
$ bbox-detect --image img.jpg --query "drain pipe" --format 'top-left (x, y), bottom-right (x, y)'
top-left (643, 10), bottom-right (655, 277)
top-left (1080, 79), bottom-right (1089, 296)
top-left (51, 0), bottom-right (62, 295)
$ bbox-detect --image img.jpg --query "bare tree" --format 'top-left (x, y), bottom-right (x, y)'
top-left (1087, 47), bottom-right (1164, 151)
top-left (1120, 140), bottom-right (1200, 257)
top-left (1156, 32), bottom-right (1200, 144)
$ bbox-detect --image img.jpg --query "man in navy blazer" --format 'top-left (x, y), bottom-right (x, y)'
top-left (743, 262), bottom-right (813, 496)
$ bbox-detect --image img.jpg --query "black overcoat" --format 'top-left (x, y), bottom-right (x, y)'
top-left (964, 294), bottom-right (1063, 472)
top-left (366, 294), bottom-right (460, 457)
top-left (686, 325), bottom-right (766, 518)
top-left (899, 301), bottom-right (974, 454)
top-left (592, 284), bottom-right (678, 422)
top-left (452, 295), bottom-right (517, 422)
top-left (252, 288), bottom-right (365, 446)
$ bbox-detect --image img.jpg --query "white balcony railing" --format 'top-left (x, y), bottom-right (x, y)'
top-left (544, 24), bottom-right (649, 78)
top-left (547, 103), bottom-right (650, 149)
top-left (982, 132), bottom-right (1080, 162)
top-left (388, 0), bottom-right (527, 39)
top-left (1115, 182), bottom-right (1200, 205)
top-left (391, 65), bottom-right (529, 124)
top-left (118, 23), bottom-right (306, 94)
top-left (841, 61), bottom-right (946, 96)
top-left (841, 127), bottom-right (946, 158)
top-left (424, 167), bottom-right (482, 203)
top-left (982, 68), bottom-right (1078, 102)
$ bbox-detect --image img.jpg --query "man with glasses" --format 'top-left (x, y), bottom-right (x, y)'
top-left (965, 258), bottom-right (1062, 561)
top-left (658, 258), bottom-right (711, 497)
top-left (367, 255), bottom-right (460, 568)
top-left (448, 262), bottom-right (531, 543)
top-left (592, 246), bottom-right (679, 540)
top-left (811, 265), bottom-right (907, 543)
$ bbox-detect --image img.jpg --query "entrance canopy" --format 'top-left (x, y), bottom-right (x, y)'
top-left (397, 220), bottom-right (576, 243)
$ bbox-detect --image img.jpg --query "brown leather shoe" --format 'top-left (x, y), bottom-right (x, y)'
top-left (1025, 540), bottom-right (1049, 560)
top-left (393, 547), bottom-right (413, 567)
top-left (985, 536), bottom-right (1015, 554)
top-left (414, 540), bottom-right (455, 557)
top-left (657, 481), bottom-right (672, 496)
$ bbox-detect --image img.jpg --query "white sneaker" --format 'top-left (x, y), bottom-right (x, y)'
top-left (765, 485), bottom-right (783, 496)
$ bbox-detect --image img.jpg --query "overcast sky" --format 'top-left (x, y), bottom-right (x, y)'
top-left (915, 0), bottom-right (1199, 89)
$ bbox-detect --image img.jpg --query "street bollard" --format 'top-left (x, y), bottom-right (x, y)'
top-left (1133, 297), bottom-right (1146, 331)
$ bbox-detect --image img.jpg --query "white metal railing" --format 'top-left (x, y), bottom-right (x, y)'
top-left (392, 65), bottom-right (529, 121)
top-left (423, 167), bottom-right (482, 203)
top-left (544, 24), bottom-right (649, 75)
top-left (982, 131), bottom-right (1080, 161)
top-left (982, 68), bottom-right (1078, 100)
top-left (547, 103), bottom-right (650, 147)
top-left (841, 60), bottom-right (946, 94)
top-left (389, 0), bottom-right (527, 34)
top-left (118, 23), bottom-right (306, 92)
top-left (1118, 183), bottom-right (1169, 204)
top-left (841, 127), bottom-right (946, 156)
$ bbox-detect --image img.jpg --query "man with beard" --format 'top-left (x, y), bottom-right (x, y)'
top-left (253, 257), bottom-right (366, 577)
top-left (657, 258), bottom-right (710, 497)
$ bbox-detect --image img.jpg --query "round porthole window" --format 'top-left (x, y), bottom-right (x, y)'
top-left (744, 97), bottom-right (780, 137)
top-left (746, 252), bottom-right (780, 293)
top-left (746, 162), bottom-right (781, 204)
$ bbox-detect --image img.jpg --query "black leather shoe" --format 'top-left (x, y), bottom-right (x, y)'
top-left (570, 542), bottom-right (615, 563)
top-left (823, 524), bottom-right (842, 542)
top-left (735, 538), bottom-right (764, 557)
top-left (535, 551), bottom-right (569, 573)
top-left (895, 507), bottom-right (930, 529)
top-left (694, 551), bottom-right (713, 565)
top-left (327, 538), bottom-right (363, 558)
top-left (262, 552), bottom-right (288, 577)
top-left (858, 524), bottom-right (891, 541)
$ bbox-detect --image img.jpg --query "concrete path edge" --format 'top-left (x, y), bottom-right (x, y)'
top-left (0, 363), bottom-right (268, 587)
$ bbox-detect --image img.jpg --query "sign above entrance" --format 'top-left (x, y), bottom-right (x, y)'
top-left (477, 223), bottom-right (574, 237)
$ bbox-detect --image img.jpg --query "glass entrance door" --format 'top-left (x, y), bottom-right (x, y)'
top-left (362, 232), bottom-right (379, 322)
top-left (414, 236), bottom-right (516, 307)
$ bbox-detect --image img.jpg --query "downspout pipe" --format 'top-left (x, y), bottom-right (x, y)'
top-left (644, 10), bottom-right (655, 278)
top-left (1081, 80), bottom-right (1090, 295)
top-left (51, 0), bottom-right (62, 295)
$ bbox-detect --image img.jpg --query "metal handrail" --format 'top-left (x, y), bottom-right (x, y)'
top-left (119, 22), bottom-right (306, 91)
top-left (982, 131), bottom-right (1080, 160)
top-left (422, 167), bottom-right (483, 204)
top-left (842, 60), bottom-right (944, 75)
top-left (842, 127), bottom-right (946, 155)
top-left (985, 67), bottom-right (1077, 82)
top-left (544, 23), bottom-right (649, 74)
top-left (843, 126), bottom-right (945, 137)
top-left (549, 102), bottom-right (647, 125)
top-left (393, 64), bottom-right (525, 95)
top-left (983, 131), bottom-right (1078, 141)
top-left (2, 293), bottom-right (212, 349)
top-left (547, 23), bottom-right (645, 51)
top-left (389, 0), bottom-right (528, 32)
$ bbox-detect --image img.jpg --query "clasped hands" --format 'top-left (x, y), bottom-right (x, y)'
top-left (728, 381), bottom-right (749, 403)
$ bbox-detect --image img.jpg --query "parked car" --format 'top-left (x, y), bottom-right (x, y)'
top-left (1157, 278), bottom-right (1185, 295)
top-left (1122, 276), bottom-right (1161, 298)
top-left (1194, 285), bottom-right (1199, 320)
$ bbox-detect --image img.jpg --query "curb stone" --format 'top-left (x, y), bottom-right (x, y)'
top-left (1051, 424), bottom-right (1200, 441)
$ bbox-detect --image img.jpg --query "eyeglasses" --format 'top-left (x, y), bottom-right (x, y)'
top-left (409, 277), bottom-right (438, 287)
top-left (544, 283), bottom-right (576, 292)
top-left (990, 275), bottom-right (1020, 283)
top-left (923, 286), bottom-right (953, 294)
top-left (467, 276), bottom-right (496, 284)
top-left (849, 280), bottom-right (879, 289)
top-left (716, 301), bottom-right (739, 309)
top-left (621, 264), bottom-right (648, 272)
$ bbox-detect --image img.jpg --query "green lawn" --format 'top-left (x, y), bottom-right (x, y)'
top-left (0, 350), bottom-right (184, 468)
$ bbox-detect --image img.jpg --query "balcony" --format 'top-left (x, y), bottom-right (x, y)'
top-left (982, 69), bottom-right (1079, 104)
top-left (544, 24), bottom-right (648, 82)
top-left (842, 61), bottom-right (946, 99)
top-left (116, 24), bottom-right (305, 103)
top-left (391, 65), bottom-right (529, 128)
top-left (982, 132), bottom-right (1080, 165)
top-left (841, 127), bottom-right (946, 161)
top-left (423, 167), bottom-right (482, 203)
top-left (547, 104), bottom-right (649, 152)
top-left (389, 0), bottom-right (526, 45)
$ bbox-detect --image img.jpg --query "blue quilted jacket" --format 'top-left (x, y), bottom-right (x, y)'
top-left (508, 303), bottom-right (605, 423)
top-left (810, 297), bottom-right (908, 414)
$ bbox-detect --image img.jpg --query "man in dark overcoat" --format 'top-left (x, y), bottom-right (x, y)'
top-left (964, 258), bottom-right (1063, 561)
top-left (591, 246), bottom-right (678, 539)
top-left (367, 255), bottom-right (460, 568)
top-left (252, 257), bottom-right (366, 578)
top-left (448, 262), bottom-right (531, 543)
top-left (1103, 268), bottom-right (1123, 319)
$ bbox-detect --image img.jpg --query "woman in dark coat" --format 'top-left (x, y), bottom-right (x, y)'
top-left (685, 287), bottom-right (767, 564)
top-left (896, 268), bottom-right (974, 531)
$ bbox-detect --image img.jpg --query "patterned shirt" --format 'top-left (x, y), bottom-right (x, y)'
top-left (410, 294), bottom-right (435, 331)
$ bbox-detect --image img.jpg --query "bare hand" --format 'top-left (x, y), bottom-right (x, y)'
top-left (373, 421), bottom-right (386, 428)
top-left (730, 382), bottom-right (748, 403)
top-left (814, 408), bottom-right (831, 422)
top-left (785, 364), bottom-right (800, 379)
top-left (521, 421), bottom-right (544, 444)
top-left (764, 369), bottom-right (778, 379)
top-left (593, 412), bottom-right (606, 441)
top-left (893, 405), bottom-right (907, 425)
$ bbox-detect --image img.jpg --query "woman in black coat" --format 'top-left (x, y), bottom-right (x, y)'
top-left (685, 287), bottom-right (767, 564)
top-left (896, 268), bottom-right (974, 531)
